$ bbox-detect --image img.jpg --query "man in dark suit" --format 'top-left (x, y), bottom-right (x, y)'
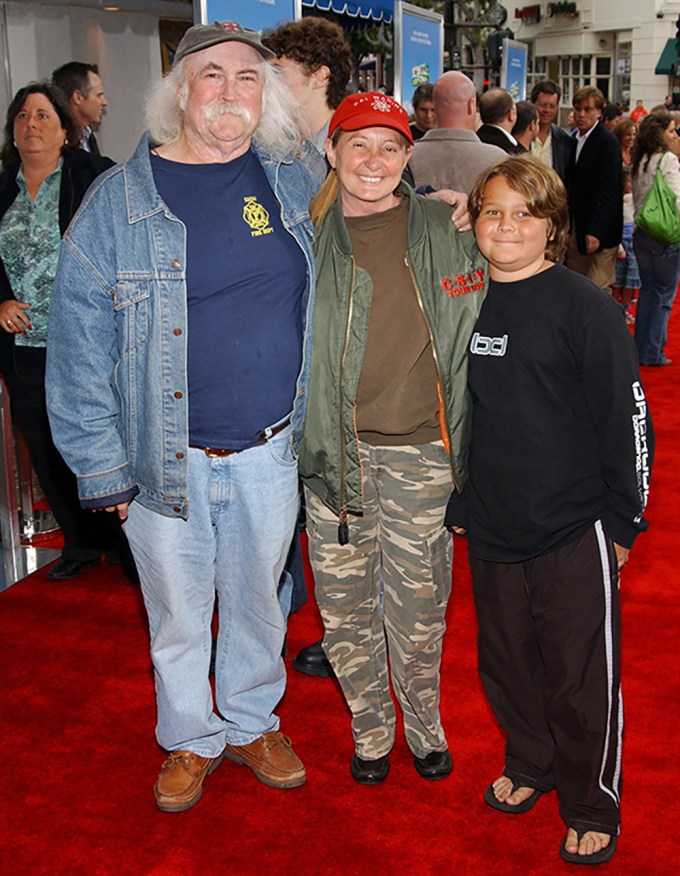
top-left (477, 88), bottom-right (525, 154)
top-left (52, 62), bottom-right (108, 156)
top-left (530, 79), bottom-right (575, 190)
top-left (512, 100), bottom-right (539, 151)
top-left (565, 86), bottom-right (622, 292)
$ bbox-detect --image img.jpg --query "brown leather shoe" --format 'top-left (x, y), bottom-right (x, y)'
top-left (154, 750), bottom-right (224, 812)
top-left (224, 732), bottom-right (306, 789)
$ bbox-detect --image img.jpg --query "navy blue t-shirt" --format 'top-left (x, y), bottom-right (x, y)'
top-left (151, 148), bottom-right (307, 448)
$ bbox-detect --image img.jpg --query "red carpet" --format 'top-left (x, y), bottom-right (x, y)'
top-left (2, 332), bottom-right (679, 875)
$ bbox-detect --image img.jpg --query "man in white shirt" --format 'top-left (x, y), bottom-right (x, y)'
top-left (530, 79), bottom-right (574, 189)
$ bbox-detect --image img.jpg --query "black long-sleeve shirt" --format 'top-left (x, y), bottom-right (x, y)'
top-left (446, 263), bottom-right (654, 562)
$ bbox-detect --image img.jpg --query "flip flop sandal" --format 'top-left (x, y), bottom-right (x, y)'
top-left (483, 779), bottom-right (544, 814)
top-left (559, 830), bottom-right (617, 865)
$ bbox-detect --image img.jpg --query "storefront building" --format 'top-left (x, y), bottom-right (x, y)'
top-left (511, 0), bottom-right (680, 112)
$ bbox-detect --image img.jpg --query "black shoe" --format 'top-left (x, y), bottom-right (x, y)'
top-left (119, 561), bottom-right (140, 585)
top-left (414, 749), bottom-right (453, 780)
top-left (350, 754), bottom-right (390, 785)
top-left (293, 640), bottom-right (335, 678)
top-left (105, 549), bottom-right (140, 584)
top-left (46, 557), bottom-right (101, 581)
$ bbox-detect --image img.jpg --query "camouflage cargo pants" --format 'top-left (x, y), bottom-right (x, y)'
top-left (305, 440), bottom-right (453, 760)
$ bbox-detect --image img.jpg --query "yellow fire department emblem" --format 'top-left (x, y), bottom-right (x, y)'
top-left (243, 196), bottom-right (274, 237)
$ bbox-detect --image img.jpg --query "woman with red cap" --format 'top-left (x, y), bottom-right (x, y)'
top-left (298, 92), bottom-right (488, 784)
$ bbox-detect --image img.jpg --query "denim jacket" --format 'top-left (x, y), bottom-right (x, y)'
top-left (45, 133), bottom-right (317, 518)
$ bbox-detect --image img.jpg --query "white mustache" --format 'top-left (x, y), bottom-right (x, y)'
top-left (205, 103), bottom-right (252, 124)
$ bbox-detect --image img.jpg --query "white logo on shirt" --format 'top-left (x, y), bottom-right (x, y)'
top-left (470, 332), bottom-right (508, 357)
top-left (631, 380), bottom-right (651, 514)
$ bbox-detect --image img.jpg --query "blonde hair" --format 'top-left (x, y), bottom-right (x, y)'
top-left (468, 155), bottom-right (569, 262)
top-left (310, 170), bottom-right (340, 226)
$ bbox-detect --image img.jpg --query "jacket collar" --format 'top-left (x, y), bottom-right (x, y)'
top-left (418, 128), bottom-right (479, 142)
top-left (325, 181), bottom-right (422, 257)
top-left (123, 133), bottom-right (167, 223)
top-left (123, 132), bottom-right (287, 224)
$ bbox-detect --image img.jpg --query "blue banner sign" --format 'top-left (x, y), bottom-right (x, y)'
top-left (501, 38), bottom-right (528, 100)
top-left (394, 2), bottom-right (443, 114)
top-left (196, 0), bottom-right (300, 31)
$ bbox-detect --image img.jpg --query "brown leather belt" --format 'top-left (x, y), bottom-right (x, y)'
top-left (190, 418), bottom-right (291, 458)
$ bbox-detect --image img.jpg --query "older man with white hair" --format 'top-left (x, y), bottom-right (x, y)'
top-left (45, 21), bottom-right (317, 811)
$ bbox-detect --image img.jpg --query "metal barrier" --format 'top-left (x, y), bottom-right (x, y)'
top-left (0, 377), bottom-right (59, 591)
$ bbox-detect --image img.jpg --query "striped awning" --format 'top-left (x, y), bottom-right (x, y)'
top-left (302, 0), bottom-right (393, 24)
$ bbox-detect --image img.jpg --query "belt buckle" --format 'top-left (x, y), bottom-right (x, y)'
top-left (204, 447), bottom-right (226, 458)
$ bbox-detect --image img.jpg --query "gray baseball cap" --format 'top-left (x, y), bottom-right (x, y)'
top-left (174, 21), bottom-right (274, 66)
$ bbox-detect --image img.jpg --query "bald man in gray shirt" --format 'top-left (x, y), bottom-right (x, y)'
top-left (409, 71), bottom-right (505, 195)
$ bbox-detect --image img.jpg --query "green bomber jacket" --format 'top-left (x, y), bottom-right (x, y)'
top-left (298, 182), bottom-right (488, 521)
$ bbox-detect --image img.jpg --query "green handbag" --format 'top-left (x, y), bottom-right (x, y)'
top-left (636, 153), bottom-right (680, 246)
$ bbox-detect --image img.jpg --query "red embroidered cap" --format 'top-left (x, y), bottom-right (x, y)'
top-left (328, 92), bottom-right (414, 145)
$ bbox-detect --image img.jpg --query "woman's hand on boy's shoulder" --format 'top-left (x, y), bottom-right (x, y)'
top-left (426, 189), bottom-right (471, 232)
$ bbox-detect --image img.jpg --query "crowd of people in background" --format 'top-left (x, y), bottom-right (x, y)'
top-left (1, 15), bottom-right (673, 869)
top-left (407, 77), bottom-right (680, 364)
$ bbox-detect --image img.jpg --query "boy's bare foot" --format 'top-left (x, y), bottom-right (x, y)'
top-left (491, 775), bottom-right (537, 807)
top-left (483, 774), bottom-right (544, 814)
top-left (564, 829), bottom-right (611, 857)
top-left (560, 828), bottom-right (617, 864)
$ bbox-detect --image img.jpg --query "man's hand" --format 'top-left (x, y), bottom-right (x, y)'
top-left (98, 502), bottom-right (130, 521)
top-left (427, 189), bottom-right (471, 232)
top-left (613, 542), bottom-right (630, 570)
top-left (585, 234), bottom-right (600, 254)
top-left (450, 526), bottom-right (467, 536)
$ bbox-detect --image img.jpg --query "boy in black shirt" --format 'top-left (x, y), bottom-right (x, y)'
top-left (446, 156), bottom-right (653, 865)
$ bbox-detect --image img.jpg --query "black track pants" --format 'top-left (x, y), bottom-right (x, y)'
top-left (470, 522), bottom-right (622, 835)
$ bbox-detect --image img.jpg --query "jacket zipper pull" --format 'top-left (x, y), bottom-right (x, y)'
top-left (338, 508), bottom-right (349, 546)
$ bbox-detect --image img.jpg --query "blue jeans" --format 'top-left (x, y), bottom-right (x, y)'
top-left (633, 230), bottom-right (680, 364)
top-left (124, 426), bottom-right (299, 756)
